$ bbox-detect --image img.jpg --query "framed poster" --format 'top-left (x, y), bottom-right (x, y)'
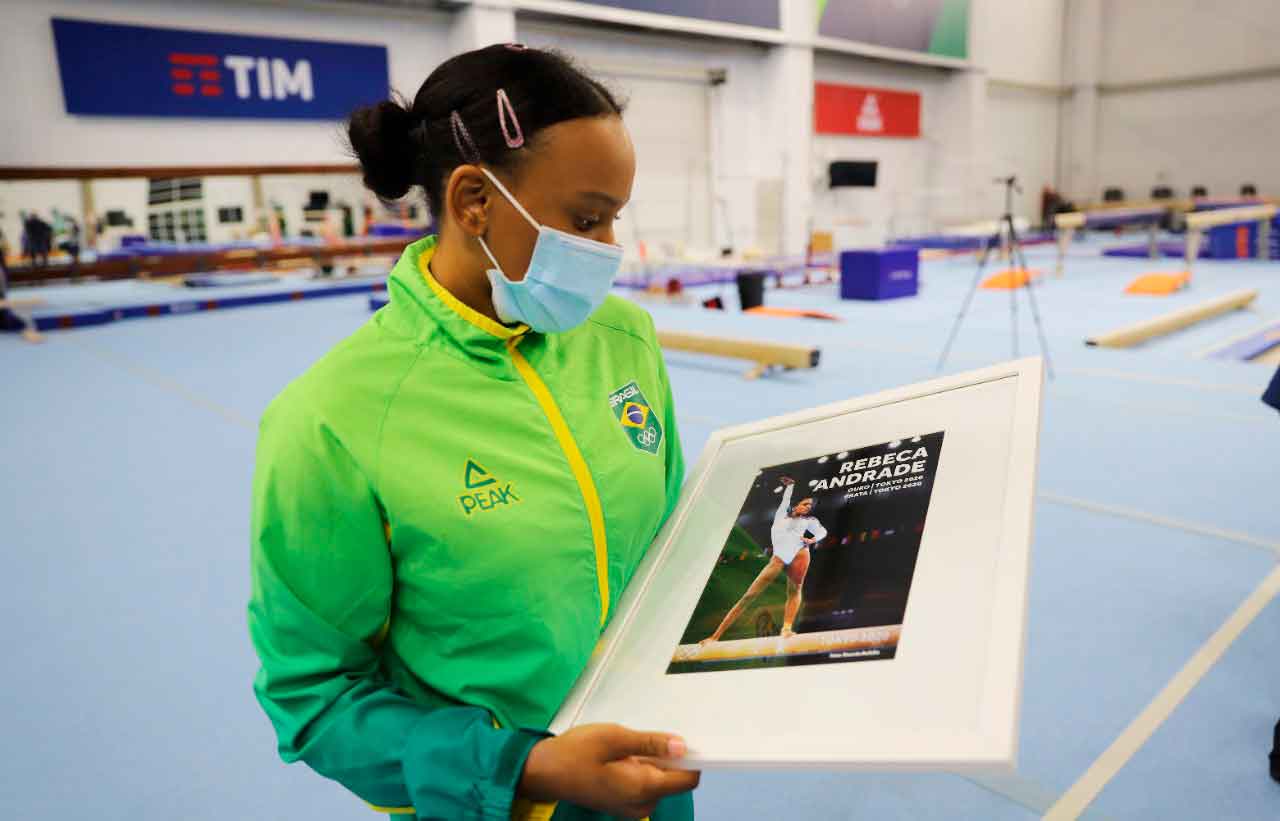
top-left (551, 358), bottom-right (1044, 772)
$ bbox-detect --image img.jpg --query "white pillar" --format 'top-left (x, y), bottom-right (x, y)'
top-left (928, 68), bottom-right (988, 227)
top-left (771, 0), bottom-right (815, 256)
top-left (1062, 0), bottom-right (1102, 203)
top-left (450, 0), bottom-right (517, 54)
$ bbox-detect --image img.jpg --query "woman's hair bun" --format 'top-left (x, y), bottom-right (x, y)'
top-left (347, 98), bottom-right (416, 201)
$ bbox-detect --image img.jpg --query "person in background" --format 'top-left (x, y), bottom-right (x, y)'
top-left (24, 212), bottom-right (52, 270)
top-left (0, 221), bottom-right (9, 281)
top-left (0, 226), bottom-right (43, 343)
top-left (1263, 364), bottom-right (1279, 413)
top-left (58, 214), bottom-right (81, 271)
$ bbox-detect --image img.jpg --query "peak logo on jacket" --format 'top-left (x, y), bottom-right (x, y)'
top-left (457, 459), bottom-right (520, 517)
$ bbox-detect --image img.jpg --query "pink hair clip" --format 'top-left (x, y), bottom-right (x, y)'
top-left (450, 110), bottom-right (481, 163)
top-left (504, 42), bottom-right (527, 51)
top-left (496, 88), bottom-right (524, 149)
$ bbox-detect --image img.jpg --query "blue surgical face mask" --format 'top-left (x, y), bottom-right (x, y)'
top-left (476, 168), bottom-right (624, 333)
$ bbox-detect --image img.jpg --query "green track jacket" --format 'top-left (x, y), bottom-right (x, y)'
top-left (248, 235), bottom-right (691, 821)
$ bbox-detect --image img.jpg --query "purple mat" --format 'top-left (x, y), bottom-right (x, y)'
top-left (889, 232), bottom-right (1055, 252)
top-left (1102, 242), bottom-right (1209, 259)
top-left (1208, 323), bottom-right (1280, 361)
top-left (613, 254), bottom-right (833, 290)
top-left (1084, 208), bottom-right (1165, 229)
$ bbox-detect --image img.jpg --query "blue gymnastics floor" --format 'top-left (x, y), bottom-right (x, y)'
top-left (2, 239), bottom-right (1278, 820)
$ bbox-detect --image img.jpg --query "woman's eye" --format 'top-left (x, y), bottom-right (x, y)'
top-left (574, 216), bottom-right (599, 231)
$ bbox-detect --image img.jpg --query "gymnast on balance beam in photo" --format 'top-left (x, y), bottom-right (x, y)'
top-left (701, 476), bottom-right (827, 644)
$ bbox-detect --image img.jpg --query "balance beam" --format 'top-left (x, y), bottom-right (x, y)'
top-left (1183, 204), bottom-right (1277, 273)
top-left (0, 297), bottom-right (46, 309)
top-left (656, 329), bottom-right (820, 379)
top-left (672, 624), bottom-right (901, 664)
top-left (1085, 289), bottom-right (1258, 348)
top-left (1054, 206), bottom-right (1168, 276)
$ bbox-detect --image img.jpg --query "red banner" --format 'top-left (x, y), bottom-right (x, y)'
top-left (815, 82), bottom-right (920, 138)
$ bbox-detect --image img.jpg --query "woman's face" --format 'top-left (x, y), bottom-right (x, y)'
top-left (793, 499), bottom-right (814, 516)
top-left (482, 114), bottom-right (635, 282)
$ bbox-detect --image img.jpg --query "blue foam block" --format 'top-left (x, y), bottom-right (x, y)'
top-left (839, 248), bottom-right (919, 301)
top-left (1206, 223), bottom-right (1258, 258)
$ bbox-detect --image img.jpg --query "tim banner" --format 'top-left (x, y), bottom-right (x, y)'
top-left (817, 0), bottom-right (969, 59)
top-left (815, 82), bottom-right (921, 138)
top-left (51, 18), bottom-right (389, 120)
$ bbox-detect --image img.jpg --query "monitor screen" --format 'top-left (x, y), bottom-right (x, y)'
top-left (829, 161), bottom-right (878, 188)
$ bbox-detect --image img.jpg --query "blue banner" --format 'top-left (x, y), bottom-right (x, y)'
top-left (51, 18), bottom-right (389, 120)
top-left (570, 1), bottom-right (779, 29)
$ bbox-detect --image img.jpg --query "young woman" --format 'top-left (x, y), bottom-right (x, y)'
top-left (248, 45), bottom-right (698, 820)
top-left (700, 476), bottom-right (827, 644)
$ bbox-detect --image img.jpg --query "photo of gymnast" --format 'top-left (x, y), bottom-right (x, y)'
top-left (699, 476), bottom-right (824, 645)
top-left (669, 431), bottom-right (946, 675)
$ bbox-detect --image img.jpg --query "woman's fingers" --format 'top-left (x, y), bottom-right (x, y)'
top-left (645, 765), bottom-right (701, 796)
top-left (616, 758), bottom-right (701, 802)
top-left (602, 726), bottom-right (686, 761)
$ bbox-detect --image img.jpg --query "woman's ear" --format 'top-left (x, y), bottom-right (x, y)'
top-left (444, 165), bottom-right (490, 237)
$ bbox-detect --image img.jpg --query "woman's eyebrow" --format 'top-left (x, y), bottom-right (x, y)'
top-left (576, 191), bottom-right (625, 208)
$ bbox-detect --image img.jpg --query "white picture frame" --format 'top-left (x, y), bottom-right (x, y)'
top-left (551, 357), bottom-right (1045, 773)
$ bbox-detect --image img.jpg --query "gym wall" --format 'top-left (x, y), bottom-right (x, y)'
top-left (1095, 0), bottom-right (1280, 200)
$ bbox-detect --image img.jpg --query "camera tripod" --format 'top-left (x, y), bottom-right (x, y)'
top-left (937, 176), bottom-right (1054, 378)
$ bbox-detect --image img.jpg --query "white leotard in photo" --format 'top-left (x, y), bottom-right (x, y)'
top-left (770, 484), bottom-right (827, 565)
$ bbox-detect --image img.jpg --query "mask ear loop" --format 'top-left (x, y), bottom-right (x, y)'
top-left (478, 167), bottom-right (538, 231)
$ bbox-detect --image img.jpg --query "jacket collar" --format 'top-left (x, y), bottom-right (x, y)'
top-left (382, 235), bottom-right (532, 379)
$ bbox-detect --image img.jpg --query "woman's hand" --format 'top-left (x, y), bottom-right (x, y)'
top-left (519, 723), bottom-right (701, 819)
top-left (779, 476), bottom-right (795, 486)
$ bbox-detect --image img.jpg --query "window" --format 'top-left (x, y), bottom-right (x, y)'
top-left (148, 179), bottom-right (174, 206)
top-left (178, 178), bottom-right (203, 201)
top-left (148, 177), bottom-right (203, 205)
top-left (173, 208), bottom-right (206, 243)
top-left (217, 206), bottom-right (243, 224)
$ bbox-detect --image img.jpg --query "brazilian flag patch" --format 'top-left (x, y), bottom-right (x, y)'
top-left (608, 381), bottom-right (663, 455)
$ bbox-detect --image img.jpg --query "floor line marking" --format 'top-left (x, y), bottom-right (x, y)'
top-left (77, 341), bottom-right (256, 430)
top-left (1043, 565), bottom-right (1280, 820)
top-left (1038, 493), bottom-right (1280, 556)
